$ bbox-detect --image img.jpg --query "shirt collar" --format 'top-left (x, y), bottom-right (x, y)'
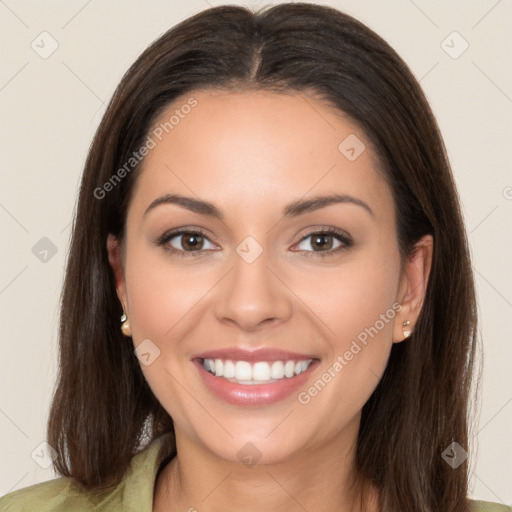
top-left (122, 431), bottom-right (175, 512)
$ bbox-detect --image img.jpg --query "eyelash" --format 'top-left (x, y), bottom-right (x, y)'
top-left (155, 227), bottom-right (353, 259)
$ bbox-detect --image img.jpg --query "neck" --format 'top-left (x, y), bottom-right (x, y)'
top-left (153, 417), bottom-right (380, 512)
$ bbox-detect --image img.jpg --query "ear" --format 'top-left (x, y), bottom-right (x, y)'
top-left (107, 233), bottom-right (128, 313)
top-left (393, 234), bottom-right (433, 343)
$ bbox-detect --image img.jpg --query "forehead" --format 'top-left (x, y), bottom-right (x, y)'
top-left (128, 89), bottom-right (393, 221)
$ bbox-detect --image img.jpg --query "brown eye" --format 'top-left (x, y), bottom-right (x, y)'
top-left (294, 229), bottom-right (352, 258)
top-left (298, 232), bottom-right (340, 252)
top-left (157, 229), bottom-right (216, 256)
top-left (310, 233), bottom-right (336, 251)
top-left (177, 232), bottom-right (205, 251)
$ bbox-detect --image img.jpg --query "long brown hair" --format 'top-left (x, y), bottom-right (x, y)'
top-left (47, 3), bottom-right (480, 510)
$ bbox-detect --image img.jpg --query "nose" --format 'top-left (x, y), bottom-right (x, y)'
top-left (213, 244), bottom-right (293, 333)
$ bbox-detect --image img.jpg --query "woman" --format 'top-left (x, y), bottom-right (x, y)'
top-left (1, 3), bottom-right (509, 511)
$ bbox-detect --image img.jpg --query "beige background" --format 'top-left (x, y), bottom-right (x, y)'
top-left (1, 0), bottom-right (511, 504)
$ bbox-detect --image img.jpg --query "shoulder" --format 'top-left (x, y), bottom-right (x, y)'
top-left (0, 476), bottom-right (129, 511)
top-left (470, 499), bottom-right (512, 511)
top-left (0, 477), bottom-right (95, 511)
top-left (0, 433), bottom-right (175, 512)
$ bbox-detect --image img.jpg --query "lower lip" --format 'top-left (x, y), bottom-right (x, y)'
top-left (193, 359), bottom-right (320, 406)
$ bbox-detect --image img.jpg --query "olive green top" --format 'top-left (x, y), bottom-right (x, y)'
top-left (1, 433), bottom-right (510, 511)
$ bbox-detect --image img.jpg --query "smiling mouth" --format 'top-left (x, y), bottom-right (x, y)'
top-left (200, 358), bottom-right (314, 385)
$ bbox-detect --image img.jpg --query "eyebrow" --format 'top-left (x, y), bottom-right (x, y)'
top-left (144, 193), bottom-right (374, 220)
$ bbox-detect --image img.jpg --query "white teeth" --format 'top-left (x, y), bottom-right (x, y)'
top-left (223, 360), bottom-right (235, 379)
top-left (270, 361), bottom-right (285, 379)
top-left (235, 361), bottom-right (252, 381)
top-left (202, 358), bottom-right (313, 382)
top-left (214, 359), bottom-right (224, 377)
top-left (252, 362), bottom-right (271, 381)
top-left (299, 360), bottom-right (309, 373)
top-left (284, 360), bottom-right (295, 378)
top-left (203, 359), bottom-right (215, 373)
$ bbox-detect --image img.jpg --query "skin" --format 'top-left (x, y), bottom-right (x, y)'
top-left (107, 89), bottom-right (433, 512)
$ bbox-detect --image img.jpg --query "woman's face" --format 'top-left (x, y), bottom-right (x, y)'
top-left (108, 89), bottom-right (431, 465)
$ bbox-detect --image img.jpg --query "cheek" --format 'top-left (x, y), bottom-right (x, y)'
top-left (299, 246), bottom-right (401, 407)
top-left (309, 249), bottom-right (401, 349)
top-left (123, 247), bottom-right (205, 420)
top-left (124, 245), bottom-right (210, 341)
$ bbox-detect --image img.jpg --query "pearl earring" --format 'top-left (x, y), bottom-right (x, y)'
top-left (120, 312), bottom-right (132, 337)
top-left (402, 320), bottom-right (411, 338)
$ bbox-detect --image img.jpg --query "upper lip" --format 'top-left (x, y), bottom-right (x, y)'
top-left (192, 347), bottom-right (318, 363)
